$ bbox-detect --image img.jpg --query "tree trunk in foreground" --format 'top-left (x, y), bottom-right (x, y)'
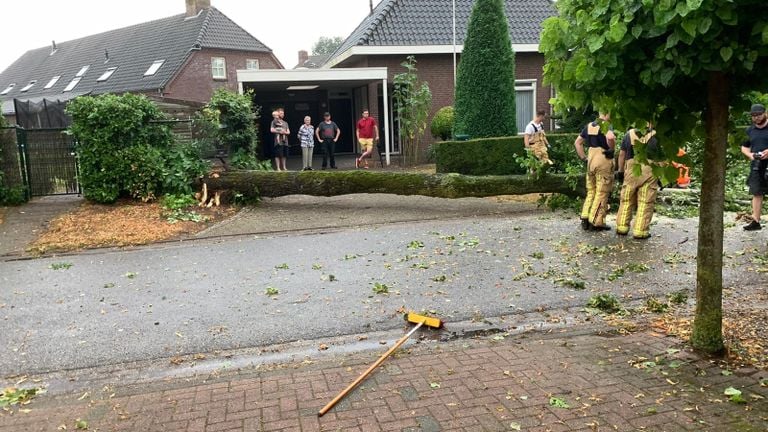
top-left (691, 72), bottom-right (727, 354)
top-left (203, 171), bottom-right (583, 200)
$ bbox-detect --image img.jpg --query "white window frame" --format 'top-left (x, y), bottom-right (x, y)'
top-left (0, 83), bottom-right (15, 95)
top-left (515, 79), bottom-right (537, 135)
top-left (20, 80), bottom-right (37, 92)
top-left (63, 77), bottom-right (82, 92)
top-left (97, 67), bottom-right (118, 82)
top-left (211, 57), bottom-right (226, 79)
top-left (246, 59), bottom-right (260, 70)
top-left (144, 60), bottom-right (165, 76)
top-left (76, 65), bottom-right (90, 77)
top-left (44, 76), bottom-right (61, 89)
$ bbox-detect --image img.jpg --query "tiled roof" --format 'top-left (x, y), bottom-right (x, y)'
top-left (0, 7), bottom-right (271, 113)
top-left (328, 0), bottom-right (555, 63)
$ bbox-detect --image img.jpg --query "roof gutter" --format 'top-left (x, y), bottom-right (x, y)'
top-left (323, 44), bottom-right (540, 69)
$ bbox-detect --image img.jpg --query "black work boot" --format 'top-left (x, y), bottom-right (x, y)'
top-left (580, 218), bottom-right (591, 231)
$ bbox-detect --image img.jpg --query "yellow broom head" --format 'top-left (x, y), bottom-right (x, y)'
top-left (404, 312), bottom-right (443, 329)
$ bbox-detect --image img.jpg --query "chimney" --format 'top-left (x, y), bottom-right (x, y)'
top-left (186, 0), bottom-right (211, 17)
top-left (369, 0), bottom-right (374, 15)
top-left (51, 40), bottom-right (57, 53)
top-left (298, 50), bottom-right (309, 67)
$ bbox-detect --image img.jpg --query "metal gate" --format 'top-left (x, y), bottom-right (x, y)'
top-left (14, 127), bottom-right (80, 197)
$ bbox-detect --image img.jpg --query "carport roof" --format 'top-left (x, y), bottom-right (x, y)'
top-left (238, 67), bottom-right (388, 91)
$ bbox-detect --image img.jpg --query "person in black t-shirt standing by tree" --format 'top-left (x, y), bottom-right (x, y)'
top-left (315, 112), bottom-right (340, 169)
top-left (742, 103), bottom-right (768, 231)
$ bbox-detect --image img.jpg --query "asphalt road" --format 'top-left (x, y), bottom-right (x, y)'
top-left (0, 211), bottom-right (764, 375)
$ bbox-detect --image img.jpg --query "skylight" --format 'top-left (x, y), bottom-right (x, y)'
top-left (144, 60), bottom-right (165, 76)
top-left (75, 65), bottom-right (90, 77)
top-left (97, 67), bottom-right (118, 82)
top-left (20, 80), bottom-right (37, 92)
top-left (0, 83), bottom-right (15, 95)
top-left (63, 77), bottom-right (82, 92)
top-left (44, 76), bottom-right (61, 89)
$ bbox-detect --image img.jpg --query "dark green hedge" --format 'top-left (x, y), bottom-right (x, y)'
top-left (435, 133), bottom-right (580, 175)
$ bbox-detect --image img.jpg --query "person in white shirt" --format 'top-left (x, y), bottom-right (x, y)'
top-left (524, 110), bottom-right (553, 165)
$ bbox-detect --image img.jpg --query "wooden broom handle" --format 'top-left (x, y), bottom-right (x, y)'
top-left (318, 320), bottom-right (424, 417)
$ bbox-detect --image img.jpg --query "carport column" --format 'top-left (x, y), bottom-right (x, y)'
top-left (382, 77), bottom-right (390, 165)
top-left (238, 81), bottom-right (244, 95)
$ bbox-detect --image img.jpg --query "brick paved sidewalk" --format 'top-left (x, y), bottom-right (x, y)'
top-left (1, 328), bottom-right (766, 432)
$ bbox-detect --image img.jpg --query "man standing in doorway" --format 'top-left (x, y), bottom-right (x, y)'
top-left (316, 112), bottom-right (340, 169)
top-left (574, 112), bottom-right (616, 231)
top-left (742, 103), bottom-right (768, 231)
top-left (355, 109), bottom-right (379, 169)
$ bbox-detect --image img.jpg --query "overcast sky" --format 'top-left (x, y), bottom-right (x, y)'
top-left (0, 0), bottom-right (380, 72)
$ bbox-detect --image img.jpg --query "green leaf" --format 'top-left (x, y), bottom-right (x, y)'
top-left (549, 397), bottom-right (570, 409)
top-left (608, 21), bottom-right (628, 42)
top-left (721, 370), bottom-right (733, 376)
top-left (430, 382), bottom-right (441, 389)
top-left (720, 46), bottom-right (733, 62)
top-left (686, 0), bottom-right (703, 9)
top-left (681, 19), bottom-right (698, 37)
top-left (631, 25), bottom-right (643, 39)
top-left (75, 419), bottom-right (89, 430)
top-left (675, 2), bottom-right (690, 18)
top-left (763, 25), bottom-right (768, 44)
top-left (723, 387), bottom-right (741, 396)
top-left (510, 422), bottom-right (522, 431)
top-left (698, 17), bottom-right (712, 34)
top-left (587, 35), bottom-right (605, 52)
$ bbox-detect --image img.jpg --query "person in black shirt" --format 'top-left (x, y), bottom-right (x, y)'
top-left (741, 103), bottom-right (768, 231)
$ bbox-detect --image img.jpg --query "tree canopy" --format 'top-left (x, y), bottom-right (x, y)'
top-left (541, 0), bottom-right (768, 353)
top-left (454, 0), bottom-right (517, 138)
top-left (312, 36), bottom-right (344, 55)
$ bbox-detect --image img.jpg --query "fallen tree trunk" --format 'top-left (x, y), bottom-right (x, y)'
top-left (202, 170), bottom-right (585, 200)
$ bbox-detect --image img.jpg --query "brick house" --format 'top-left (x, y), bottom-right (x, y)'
top-left (0, 0), bottom-right (282, 126)
top-left (325, 0), bottom-right (556, 148)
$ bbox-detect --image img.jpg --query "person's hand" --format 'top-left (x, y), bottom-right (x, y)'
top-left (761, 150), bottom-right (768, 160)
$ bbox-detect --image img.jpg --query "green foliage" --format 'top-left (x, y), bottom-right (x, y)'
top-left (552, 106), bottom-right (598, 132)
top-left (430, 106), bottom-right (455, 141)
top-left (0, 122), bottom-right (29, 205)
top-left (435, 133), bottom-right (580, 176)
top-left (393, 56), bottom-right (432, 166)
top-left (645, 297), bottom-right (669, 313)
top-left (66, 94), bottom-right (176, 203)
top-left (0, 387), bottom-right (45, 408)
top-left (160, 194), bottom-right (204, 223)
top-left (454, 0), bottom-right (516, 138)
top-left (587, 293), bottom-right (622, 313)
top-left (372, 282), bottom-right (389, 295)
top-left (229, 148), bottom-right (273, 171)
top-left (205, 88), bottom-right (259, 155)
top-left (311, 36), bottom-right (344, 55)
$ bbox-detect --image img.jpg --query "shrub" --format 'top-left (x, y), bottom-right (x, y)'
top-left (454, 0), bottom-right (516, 138)
top-left (229, 148), bottom-right (273, 171)
top-left (430, 106), bottom-right (454, 141)
top-left (434, 133), bottom-right (580, 176)
top-left (205, 89), bottom-right (259, 155)
top-left (66, 93), bottom-right (207, 203)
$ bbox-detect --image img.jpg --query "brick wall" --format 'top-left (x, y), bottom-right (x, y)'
top-left (163, 49), bottom-right (282, 103)
top-left (352, 52), bottom-right (551, 151)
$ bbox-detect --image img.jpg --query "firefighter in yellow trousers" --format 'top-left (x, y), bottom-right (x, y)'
top-left (524, 110), bottom-right (553, 165)
top-left (615, 123), bottom-right (663, 239)
top-left (574, 113), bottom-right (616, 231)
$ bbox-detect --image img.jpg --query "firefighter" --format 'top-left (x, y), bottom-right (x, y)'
top-left (574, 113), bottom-right (616, 231)
top-left (615, 122), bottom-right (663, 239)
top-left (524, 110), bottom-right (553, 165)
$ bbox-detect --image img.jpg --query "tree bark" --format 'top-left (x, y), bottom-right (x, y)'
top-left (202, 171), bottom-right (584, 200)
top-left (691, 72), bottom-right (727, 354)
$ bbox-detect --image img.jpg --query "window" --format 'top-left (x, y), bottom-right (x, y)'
top-left (20, 80), bottom-right (37, 92)
top-left (144, 60), bottom-right (165, 76)
top-left (44, 76), bottom-right (61, 89)
top-left (63, 77), bottom-right (82, 92)
top-left (0, 83), bottom-right (15, 95)
top-left (211, 57), bottom-right (226, 79)
top-left (76, 65), bottom-right (90, 77)
top-left (246, 59), bottom-right (259, 70)
top-left (97, 67), bottom-right (118, 82)
top-left (514, 80), bottom-right (537, 134)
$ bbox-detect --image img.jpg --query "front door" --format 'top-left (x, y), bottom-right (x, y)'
top-left (329, 98), bottom-right (354, 154)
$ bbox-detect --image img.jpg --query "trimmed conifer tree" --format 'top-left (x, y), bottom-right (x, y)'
top-left (454, 0), bottom-right (516, 138)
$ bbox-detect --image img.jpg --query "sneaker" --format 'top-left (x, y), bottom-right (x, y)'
top-left (744, 220), bottom-right (762, 231)
top-left (307, 167), bottom-right (313, 171)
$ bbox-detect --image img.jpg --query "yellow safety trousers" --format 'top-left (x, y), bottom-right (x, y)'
top-left (580, 147), bottom-right (614, 227)
top-left (530, 132), bottom-right (552, 165)
top-left (616, 159), bottom-right (658, 237)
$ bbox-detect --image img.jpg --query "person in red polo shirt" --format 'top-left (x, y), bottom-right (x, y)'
top-left (355, 109), bottom-right (379, 169)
